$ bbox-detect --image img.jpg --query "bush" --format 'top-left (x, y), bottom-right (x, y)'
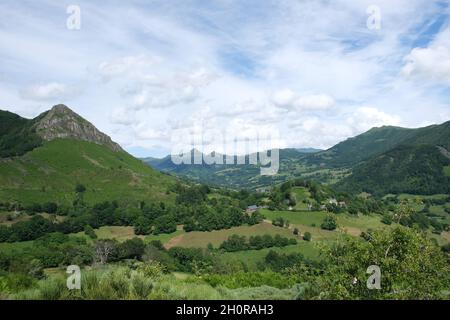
top-left (321, 215), bottom-right (337, 230)
top-left (381, 214), bottom-right (392, 225)
top-left (303, 232), bottom-right (311, 241)
top-left (84, 225), bottom-right (97, 239)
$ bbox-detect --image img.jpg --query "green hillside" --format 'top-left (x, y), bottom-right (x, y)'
top-left (0, 138), bottom-right (175, 206)
top-left (0, 110), bottom-right (43, 158)
top-left (143, 148), bottom-right (345, 190)
top-left (336, 144), bottom-right (450, 195)
top-left (0, 106), bottom-right (178, 206)
top-left (145, 121), bottom-right (450, 195)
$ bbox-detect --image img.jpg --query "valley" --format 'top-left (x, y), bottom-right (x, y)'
top-left (0, 105), bottom-right (449, 300)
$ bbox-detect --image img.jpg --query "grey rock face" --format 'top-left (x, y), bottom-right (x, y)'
top-left (34, 104), bottom-right (123, 152)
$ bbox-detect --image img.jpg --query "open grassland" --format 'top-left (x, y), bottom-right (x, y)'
top-left (220, 242), bottom-right (322, 270)
top-left (291, 187), bottom-right (314, 210)
top-left (261, 209), bottom-right (391, 238)
top-left (164, 222), bottom-right (296, 249)
top-left (0, 139), bottom-right (175, 205)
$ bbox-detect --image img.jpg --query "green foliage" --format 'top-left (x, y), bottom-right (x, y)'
top-left (203, 271), bottom-right (300, 289)
top-left (0, 110), bottom-right (43, 158)
top-left (337, 145), bottom-right (450, 195)
top-left (313, 227), bottom-right (450, 299)
top-left (84, 225), bottom-right (97, 239)
top-left (0, 139), bottom-right (175, 205)
top-left (262, 250), bottom-right (307, 272)
top-left (303, 232), bottom-right (312, 241)
top-left (219, 234), bottom-right (296, 252)
top-left (321, 215), bottom-right (338, 230)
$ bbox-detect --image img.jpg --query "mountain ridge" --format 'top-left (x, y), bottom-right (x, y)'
top-left (0, 105), bottom-right (175, 205)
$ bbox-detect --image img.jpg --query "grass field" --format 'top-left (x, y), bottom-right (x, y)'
top-left (261, 209), bottom-right (391, 238)
top-left (0, 139), bottom-right (175, 205)
top-left (291, 187), bottom-right (313, 210)
top-left (220, 242), bottom-right (321, 270)
top-left (164, 222), bottom-right (296, 249)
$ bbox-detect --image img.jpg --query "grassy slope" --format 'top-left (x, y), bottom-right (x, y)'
top-left (0, 139), bottom-right (175, 205)
top-left (163, 222), bottom-right (297, 249)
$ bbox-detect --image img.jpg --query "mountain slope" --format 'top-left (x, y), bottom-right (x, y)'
top-left (305, 126), bottom-right (419, 168)
top-left (143, 148), bottom-right (344, 189)
top-left (0, 110), bottom-right (43, 158)
top-left (144, 120), bottom-right (450, 194)
top-left (336, 144), bottom-right (450, 195)
top-left (335, 120), bottom-right (450, 195)
top-left (34, 104), bottom-right (122, 152)
top-left (0, 106), bottom-right (175, 205)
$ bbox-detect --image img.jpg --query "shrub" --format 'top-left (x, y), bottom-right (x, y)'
top-left (303, 232), bottom-right (311, 241)
top-left (321, 215), bottom-right (337, 230)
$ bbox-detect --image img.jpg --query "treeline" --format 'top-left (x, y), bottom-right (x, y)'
top-left (266, 178), bottom-right (388, 216)
top-left (0, 182), bottom-right (266, 243)
top-left (219, 234), bottom-right (297, 252)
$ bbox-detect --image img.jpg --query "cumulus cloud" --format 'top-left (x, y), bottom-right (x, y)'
top-left (100, 55), bottom-right (217, 110)
top-left (20, 82), bottom-right (80, 102)
top-left (287, 107), bottom-right (401, 149)
top-left (402, 46), bottom-right (450, 84)
top-left (346, 107), bottom-right (401, 133)
top-left (402, 27), bottom-right (450, 84)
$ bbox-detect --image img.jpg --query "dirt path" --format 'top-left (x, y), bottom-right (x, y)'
top-left (164, 234), bottom-right (185, 249)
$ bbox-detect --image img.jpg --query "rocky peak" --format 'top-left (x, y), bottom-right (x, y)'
top-left (34, 104), bottom-right (123, 152)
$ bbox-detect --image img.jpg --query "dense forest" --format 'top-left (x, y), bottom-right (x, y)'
top-left (0, 110), bottom-right (42, 158)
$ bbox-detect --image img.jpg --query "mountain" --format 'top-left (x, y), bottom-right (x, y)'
top-left (336, 144), bottom-right (450, 195)
top-left (0, 105), bottom-right (175, 205)
top-left (304, 126), bottom-right (419, 168)
top-left (0, 110), bottom-right (42, 158)
top-left (144, 121), bottom-right (450, 195)
top-left (335, 121), bottom-right (450, 195)
top-left (143, 148), bottom-right (341, 190)
top-left (35, 104), bottom-right (123, 152)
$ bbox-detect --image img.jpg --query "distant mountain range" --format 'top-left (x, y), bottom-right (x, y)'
top-left (144, 121), bottom-right (450, 195)
top-left (0, 105), bottom-right (175, 205)
top-left (1, 104), bottom-right (448, 200)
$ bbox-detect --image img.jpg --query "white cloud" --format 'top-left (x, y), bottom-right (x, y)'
top-left (402, 27), bottom-right (450, 84)
top-left (346, 107), bottom-right (401, 133)
top-left (20, 82), bottom-right (80, 102)
top-left (402, 46), bottom-right (450, 84)
top-left (1, 0), bottom-right (448, 156)
top-left (110, 107), bottom-right (136, 125)
top-left (273, 89), bottom-right (335, 112)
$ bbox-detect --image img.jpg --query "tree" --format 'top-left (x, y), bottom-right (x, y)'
top-left (272, 217), bottom-right (285, 228)
top-left (314, 227), bottom-right (450, 299)
top-left (84, 225), bottom-right (97, 239)
top-left (153, 215), bottom-right (176, 235)
top-left (94, 240), bottom-right (117, 264)
top-left (321, 215), bottom-right (337, 230)
top-left (134, 216), bottom-right (151, 235)
top-left (119, 237), bottom-right (145, 260)
top-left (303, 232), bottom-right (311, 241)
top-left (220, 234), bottom-right (247, 252)
top-left (293, 228), bottom-right (299, 236)
top-left (42, 202), bottom-right (58, 214)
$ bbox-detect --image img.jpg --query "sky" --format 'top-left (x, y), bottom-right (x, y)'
top-left (1, 0), bottom-right (450, 158)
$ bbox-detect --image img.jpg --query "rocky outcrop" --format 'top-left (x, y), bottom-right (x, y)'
top-left (34, 104), bottom-right (123, 152)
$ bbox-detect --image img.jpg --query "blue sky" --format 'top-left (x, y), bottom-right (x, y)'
top-left (1, 0), bottom-right (449, 157)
